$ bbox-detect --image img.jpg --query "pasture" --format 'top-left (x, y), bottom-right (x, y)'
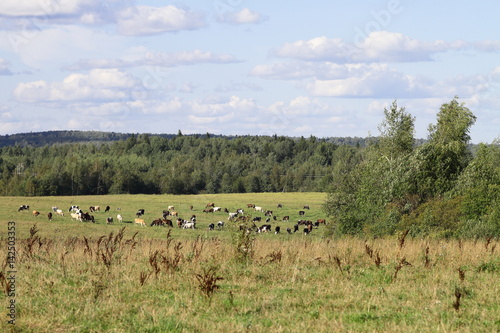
top-left (0, 193), bottom-right (498, 332)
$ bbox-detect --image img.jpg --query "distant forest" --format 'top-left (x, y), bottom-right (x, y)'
top-left (0, 130), bottom-right (373, 196)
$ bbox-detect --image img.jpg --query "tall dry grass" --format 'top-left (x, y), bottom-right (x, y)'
top-left (0, 224), bottom-right (498, 332)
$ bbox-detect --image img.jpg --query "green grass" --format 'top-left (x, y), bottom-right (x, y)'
top-left (0, 193), bottom-right (499, 332)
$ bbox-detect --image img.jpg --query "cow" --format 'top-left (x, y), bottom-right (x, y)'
top-left (32, 210), bottom-right (40, 217)
top-left (70, 213), bottom-right (82, 222)
top-left (257, 224), bottom-right (272, 233)
top-left (208, 223), bottom-right (215, 231)
top-left (136, 209), bottom-right (145, 218)
top-left (170, 211), bottom-right (178, 217)
top-left (252, 216), bottom-right (262, 222)
top-left (228, 212), bottom-right (238, 220)
top-left (303, 227), bottom-right (310, 235)
top-left (277, 203), bottom-right (283, 209)
top-left (316, 219), bottom-right (327, 225)
top-left (303, 205), bottom-right (310, 210)
top-left (117, 214), bottom-right (123, 223)
top-left (177, 218), bottom-right (184, 228)
top-left (247, 204), bottom-right (255, 208)
top-left (254, 206), bottom-right (263, 212)
top-left (265, 210), bottom-right (273, 216)
top-left (18, 205), bottom-right (29, 212)
top-left (89, 206), bottom-right (100, 213)
top-left (206, 202), bottom-right (215, 208)
top-left (203, 208), bottom-right (214, 213)
top-left (298, 211), bottom-right (305, 216)
top-left (69, 205), bottom-right (79, 212)
top-left (104, 206), bottom-right (111, 212)
top-left (47, 212), bottom-right (53, 221)
top-left (293, 224), bottom-right (299, 233)
top-left (286, 227), bottom-right (292, 234)
top-left (275, 226), bottom-right (281, 234)
top-left (51, 206), bottom-right (58, 212)
top-left (282, 216), bottom-right (290, 222)
top-left (168, 205), bottom-right (175, 211)
top-left (213, 207), bottom-right (222, 212)
top-left (134, 218), bottom-right (146, 226)
top-left (182, 221), bottom-right (196, 229)
top-left (55, 209), bottom-right (64, 216)
top-left (163, 219), bottom-right (173, 227)
top-left (106, 217), bottom-right (113, 224)
top-left (217, 221), bottom-right (225, 228)
top-left (151, 219), bottom-right (164, 227)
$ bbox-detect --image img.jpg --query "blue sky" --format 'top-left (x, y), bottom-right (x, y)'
top-left (0, 0), bottom-right (499, 143)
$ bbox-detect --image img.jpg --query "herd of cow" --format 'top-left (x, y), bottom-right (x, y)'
top-left (17, 202), bottom-right (328, 235)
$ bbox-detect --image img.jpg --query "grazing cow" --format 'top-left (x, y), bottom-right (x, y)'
top-left (275, 226), bottom-right (281, 234)
top-left (303, 205), bottom-right (310, 210)
top-left (217, 221), bottom-right (225, 228)
top-left (47, 212), bottom-right (53, 221)
top-left (252, 216), bottom-right (262, 222)
top-left (90, 206), bottom-right (101, 212)
top-left (213, 207), bottom-right (222, 212)
top-left (168, 205), bottom-right (175, 211)
top-left (308, 224), bottom-right (313, 233)
top-left (104, 206), bottom-right (111, 212)
top-left (254, 206), bottom-right (263, 212)
top-left (106, 217), bottom-right (113, 224)
top-left (170, 211), bottom-right (178, 217)
top-left (151, 219), bottom-right (165, 227)
top-left (56, 209), bottom-right (64, 216)
top-left (277, 203), bottom-right (283, 209)
top-left (70, 213), bottom-right (82, 222)
top-left (177, 218), bottom-right (184, 228)
top-left (257, 224), bottom-right (272, 233)
top-left (247, 204), bottom-right (255, 208)
top-left (134, 218), bottom-right (146, 226)
top-left (265, 210), bottom-right (273, 216)
top-left (32, 210), bottom-right (40, 217)
top-left (203, 208), bottom-right (214, 213)
top-left (206, 202), bottom-right (215, 208)
top-left (266, 217), bottom-right (271, 223)
top-left (69, 205), bottom-right (79, 212)
top-left (237, 208), bottom-right (244, 214)
top-left (117, 214), bottom-right (123, 223)
top-left (298, 211), bottom-right (305, 216)
top-left (163, 219), bottom-right (173, 227)
top-left (293, 224), bottom-right (299, 233)
top-left (136, 209), bottom-right (145, 218)
top-left (287, 227), bottom-right (292, 234)
top-left (208, 223), bottom-right (215, 231)
top-left (51, 206), bottom-right (58, 212)
top-left (18, 205), bottom-right (30, 212)
top-left (182, 221), bottom-right (196, 229)
top-left (316, 219), bottom-right (327, 225)
top-left (282, 216), bottom-right (290, 222)
top-left (303, 227), bottom-right (310, 235)
top-left (224, 208), bottom-right (229, 213)
top-left (189, 205), bottom-right (194, 210)
top-left (228, 212), bottom-right (238, 220)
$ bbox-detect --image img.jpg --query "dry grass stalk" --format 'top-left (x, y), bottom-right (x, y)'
top-left (195, 266), bottom-right (224, 300)
top-left (453, 287), bottom-right (462, 311)
top-left (398, 229), bottom-right (410, 250)
top-left (424, 246), bottom-right (431, 268)
top-left (458, 268), bottom-right (465, 282)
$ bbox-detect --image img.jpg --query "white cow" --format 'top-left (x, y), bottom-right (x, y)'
top-left (117, 214), bottom-right (123, 223)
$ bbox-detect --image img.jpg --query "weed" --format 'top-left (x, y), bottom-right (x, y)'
top-left (195, 266), bottom-right (224, 300)
top-left (453, 287), bottom-right (462, 311)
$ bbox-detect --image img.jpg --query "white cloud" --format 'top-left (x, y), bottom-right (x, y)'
top-left (217, 8), bottom-right (265, 25)
top-left (13, 68), bottom-right (141, 103)
top-left (65, 49), bottom-right (240, 71)
top-left (116, 5), bottom-right (206, 36)
top-left (273, 31), bottom-right (498, 63)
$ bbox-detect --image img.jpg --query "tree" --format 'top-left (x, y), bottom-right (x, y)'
top-left (378, 100), bottom-right (415, 159)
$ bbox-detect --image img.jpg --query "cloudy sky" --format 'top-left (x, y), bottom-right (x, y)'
top-left (0, 0), bottom-right (499, 143)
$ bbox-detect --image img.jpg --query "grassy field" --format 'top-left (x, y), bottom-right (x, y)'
top-left (0, 193), bottom-right (498, 332)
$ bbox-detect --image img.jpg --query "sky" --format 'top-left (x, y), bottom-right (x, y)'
top-left (0, 0), bottom-right (499, 143)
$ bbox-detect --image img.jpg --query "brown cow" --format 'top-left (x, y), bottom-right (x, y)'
top-left (206, 202), bottom-right (215, 208)
top-left (32, 210), bottom-right (40, 217)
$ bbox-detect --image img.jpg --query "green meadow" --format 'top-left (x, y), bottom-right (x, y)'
top-left (0, 193), bottom-right (498, 332)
